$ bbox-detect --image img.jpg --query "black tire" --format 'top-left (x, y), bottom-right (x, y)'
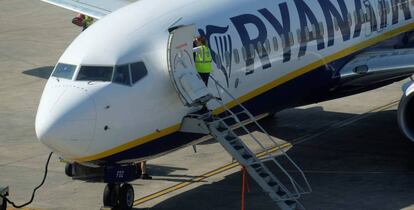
top-left (103, 183), bottom-right (118, 207)
top-left (1, 198), bottom-right (6, 210)
top-left (119, 184), bottom-right (134, 210)
top-left (65, 163), bottom-right (73, 177)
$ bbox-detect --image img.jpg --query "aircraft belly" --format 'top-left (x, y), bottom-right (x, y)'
top-left (94, 65), bottom-right (337, 164)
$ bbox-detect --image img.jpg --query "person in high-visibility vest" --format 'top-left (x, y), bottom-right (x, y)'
top-left (193, 36), bottom-right (213, 86)
top-left (82, 15), bottom-right (94, 31)
top-left (193, 36), bottom-right (213, 114)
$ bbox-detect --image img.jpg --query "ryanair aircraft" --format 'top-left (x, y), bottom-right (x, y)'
top-left (37, 0), bottom-right (414, 209)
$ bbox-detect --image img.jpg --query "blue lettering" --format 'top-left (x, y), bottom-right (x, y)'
top-left (391, 0), bottom-right (412, 24)
top-left (378, 0), bottom-right (388, 29)
top-left (231, 14), bottom-right (271, 75)
top-left (318, 0), bottom-right (351, 47)
top-left (353, 0), bottom-right (378, 38)
top-left (294, 0), bottom-right (325, 57)
top-left (366, 0), bottom-right (378, 33)
top-left (259, 3), bottom-right (292, 63)
top-left (353, 0), bottom-right (364, 38)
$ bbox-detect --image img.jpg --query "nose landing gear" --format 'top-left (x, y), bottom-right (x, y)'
top-left (103, 183), bottom-right (134, 210)
top-left (0, 186), bottom-right (8, 210)
top-left (66, 163), bottom-right (139, 209)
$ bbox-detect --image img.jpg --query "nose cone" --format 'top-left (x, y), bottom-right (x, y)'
top-left (36, 83), bottom-right (97, 158)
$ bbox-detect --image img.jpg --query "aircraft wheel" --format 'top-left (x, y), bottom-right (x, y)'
top-left (119, 183), bottom-right (134, 210)
top-left (1, 198), bottom-right (6, 210)
top-left (103, 183), bottom-right (118, 207)
top-left (65, 163), bottom-right (73, 177)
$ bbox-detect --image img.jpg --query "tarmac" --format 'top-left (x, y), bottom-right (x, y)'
top-left (1, 0), bottom-right (414, 210)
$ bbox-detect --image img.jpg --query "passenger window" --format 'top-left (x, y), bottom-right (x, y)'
top-left (52, 63), bottom-right (76, 80)
top-left (353, 10), bottom-right (358, 22)
top-left (360, 9), bottom-right (366, 22)
top-left (130, 62), bottom-right (148, 84)
top-left (281, 36), bottom-right (287, 48)
top-left (264, 39), bottom-right (271, 54)
top-left (297, 29), bottom-right (302, 43)
top-left (318, 22), bottom-right (325, 36)
top-left (386, 0), bottom-right (391, 13)
top-left (347, 13), bottom-right (353, 27)
top-left (233, 49), bottom-right (240, 64)
top-left (224, 51), bottom-right (231, 67)
top-left (304, 26), bottom-right (310, 41)
top-left (242, 47), bottom-right (248, 61)
top-left (366, 10), bottom-right (371, 21)
top-left (288, 32), bottom-right (294, 46)
top-left (257, 42), bottom-right (264, 57)
top-left (273, 37), bottom-right (279, 51)
top-left (77, 66), bottom-right (113, 81)
top-left (113, 65), bottom-right (131, 86)
top-left (310, 24), bottom-right (315, 37)
top-left (249, 44), bottom-right (255, 59)
top-left (215, 54), bottom-right (222, 68)
top-left (378, 1), bottom-right (387, 14)
top-left (334, 17), bottom-right (339, 31)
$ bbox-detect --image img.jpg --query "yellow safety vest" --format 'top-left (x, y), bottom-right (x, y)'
top-left (84, 16), bottom-right (94, 28)
top-left (195, 45), bottom-right (213, 73)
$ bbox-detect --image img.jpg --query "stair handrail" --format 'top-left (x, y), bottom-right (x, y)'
top-left (209, 75), bottom-right (312, 195)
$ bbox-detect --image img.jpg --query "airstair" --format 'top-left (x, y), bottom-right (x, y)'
top-left (183, 77), bottom-right (311, 210)
top-left (167, 25), bottom-right (311, 210)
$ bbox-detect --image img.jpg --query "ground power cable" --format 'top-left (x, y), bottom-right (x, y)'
top-left (0, 152), bottom-right (53, 209)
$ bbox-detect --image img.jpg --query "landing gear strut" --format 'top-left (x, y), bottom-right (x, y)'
top-left (103, 183), bottom-right (134, 210)
top-left (65, 163), bottom-right (73, 177)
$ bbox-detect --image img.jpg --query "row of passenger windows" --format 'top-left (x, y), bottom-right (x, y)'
top-left (52, 62), bottom-right (148, 86)
top-left (218, 1), bottom-right (405, 66)
top-left (220, 34), bottom-right (294, 66)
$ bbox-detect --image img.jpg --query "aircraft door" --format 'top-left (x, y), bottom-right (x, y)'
top-left (167, 25), bottom-right (212, 107)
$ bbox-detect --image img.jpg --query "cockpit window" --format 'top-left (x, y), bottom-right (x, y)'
top-left (52, 63), bottom-right (76, 80)
top-left (113, 65), bottom-right (131, 86)
top-left (130, 62), bottom-right (148, 84)
top-left (76, 66), bottom-right (113, 82)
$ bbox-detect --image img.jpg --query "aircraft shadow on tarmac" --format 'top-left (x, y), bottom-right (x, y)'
top-left (144, 165), bottom-right (207, 183)
top-left (134, 108), bottom-right (414, 210)
top-left (22, 66), bottom-right (53, 79)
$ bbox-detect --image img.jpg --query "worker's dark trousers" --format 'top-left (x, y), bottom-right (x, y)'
top-left (199, 73), bottom-right (210, 86)
top-left (198, 72), bottom-right (210, 113)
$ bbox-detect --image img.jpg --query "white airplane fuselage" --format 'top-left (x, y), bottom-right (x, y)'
top-left (36, 0), bottom-right (414, 165)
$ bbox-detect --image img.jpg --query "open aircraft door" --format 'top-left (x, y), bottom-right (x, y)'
top-left (167, 25), bottom-right (212, 107)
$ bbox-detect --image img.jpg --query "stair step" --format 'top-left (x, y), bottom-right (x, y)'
top-left (224, 135), bottom-right (236, 142)
top-left (242, 154), bottom-right (253, 160)
top-left (285, 200), bottom-right (297, 207)
top-left (259, 172), bottom-right (269, 178)
top-left (204, 116), bottom-right (215, 123)
top-left (229, 141), bottom-right (237, 146)
top-left (268, 181), bottom-right (278, 187)
top-left (251, 163), bottom-right (261, 169)
top-left (234, 145), bottom-right (243, 150)
top-left (216, 126), bottom-right (227, 132)
top-left (276, 190), bottom-right (287, 197)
